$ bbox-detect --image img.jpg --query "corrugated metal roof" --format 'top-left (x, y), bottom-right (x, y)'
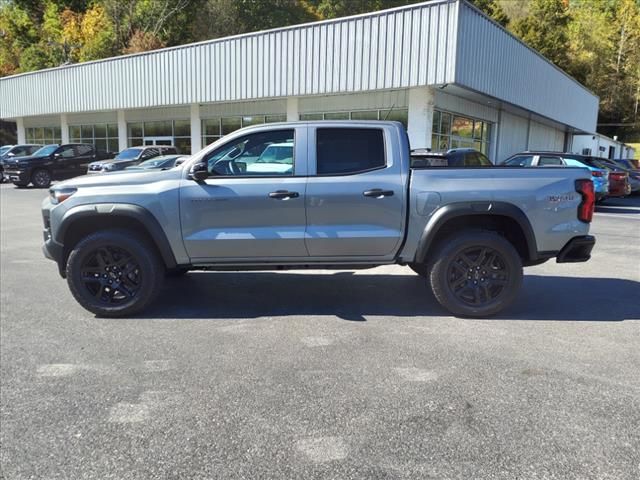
top-left (0, 0), bottom-right (597, 132)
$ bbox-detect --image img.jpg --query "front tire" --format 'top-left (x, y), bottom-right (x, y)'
top-left (66, 230), bottom-right (164, 317)
top-left (428, 230), bottom-right (523, 317)
top-left (31, 169), bottom-right (52, 188)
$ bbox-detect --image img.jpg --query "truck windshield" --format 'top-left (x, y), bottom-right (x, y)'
top-left (32, 145), bottom-right (58, 156)
top-left (115, 148), bottom-right (142, 160)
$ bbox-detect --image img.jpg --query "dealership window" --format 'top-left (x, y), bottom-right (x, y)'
top-left (25, 127), bottom-right (62, 145)
top-left (431, 110), bottom-right (492, 155)
top-left (127, 120), bottom-right (192, 154)
top-left (300, 109), bottom-right (408, 129)
top-left (201, 114), bottom-right (286, 148)
top-left (69, 123), bottom-right (118, 152)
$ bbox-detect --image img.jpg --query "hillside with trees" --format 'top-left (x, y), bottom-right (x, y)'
top-left (0, 0), bottom-right (639, 141)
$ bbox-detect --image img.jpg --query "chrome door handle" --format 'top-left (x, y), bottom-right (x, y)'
top-left (363, 189), bottom-right (394, 198)
top-left (269, 190), bottom-right (299, 199)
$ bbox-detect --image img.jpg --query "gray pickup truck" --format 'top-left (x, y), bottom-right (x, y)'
top-left (42, 121), bottom-right (596, 318)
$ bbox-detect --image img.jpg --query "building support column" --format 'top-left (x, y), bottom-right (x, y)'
top-left (407, 87), bottom-right (435, 150)
top-left (286, 97), bottom-right (299, 121)
top-left (60, 114), bottom-right (69, 144)
top-left (16, 118), bottom-right (26, 144)
top-left (190, 104), bottom-right (202, 154)
top-left (117, 110), bottom-right (127, 152)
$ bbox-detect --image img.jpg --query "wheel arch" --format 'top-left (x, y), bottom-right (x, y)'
top-left (414, 202), bottom-right (538, 265)
top-left (56, 204), bottom-right (178, 273)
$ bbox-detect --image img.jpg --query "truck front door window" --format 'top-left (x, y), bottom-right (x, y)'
top-left (204, 129), bottom-right (295, 177)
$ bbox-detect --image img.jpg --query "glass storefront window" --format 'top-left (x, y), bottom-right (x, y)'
top-left (221, 117), bottom-right (241, 135)
top-left (128, 123), bottom-right (143, 137)
top-left (300, 113), bottom-right (323, 121)
top-left (385, 109), bottom-right (408, 129)
top-left (265, 114), bottom-right (286, 123)
top-left (68, 123), bottom-right (118, 152)
top-left (174, 119), bottom-right (190, 136)
top-left (242, 116), bottom-right (265, 127)
top-left (440, 112), bottom-right (452, 136)
top-left (25, 126), bottom-right (62, 145)
top-left (350, 110), bottom-right (378, 120)
top-left (203, 118), bottom-right (221, 136)
top-left (452, 116), bottom-right (473, 138)
top-left (81, 125), bottom-right (93, 139)
top-left (143, 121), bottom-right (172, 136)
top-left (324, 112), bottom-right (350, 120)
top-left (431, 110), bottom-right (492, 156)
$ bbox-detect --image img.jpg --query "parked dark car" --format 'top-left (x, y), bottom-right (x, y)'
top-left (612, 159), bottom-right (639, 171)
top-left (574, 156), bottom-right (631, 198)
top-left (4, 144), bottom-right (114, 188)
top-left (410, 148), bottom-right (493, 167)
top-left (124, 155), bottom-right (189, 171)
top-left (87, 146), bottom-right (178, 174)
top-left (0, 144), bottom-right (42, 181)
top-left (596, 158), bottom-right (639, 195)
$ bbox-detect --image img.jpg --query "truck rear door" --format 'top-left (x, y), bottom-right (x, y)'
top-left (304, 125), bottom-right (406, 258)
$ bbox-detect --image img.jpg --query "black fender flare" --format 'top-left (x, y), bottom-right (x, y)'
top-left (56, 204), bottom-right (178, 269)
top-left (414, 201), bottom-right (538, 264)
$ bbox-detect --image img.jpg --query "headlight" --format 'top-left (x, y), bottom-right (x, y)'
top-left (103, 163), bottom-right (117, 171)
top-left (49, 187), bottom-right (77, 204)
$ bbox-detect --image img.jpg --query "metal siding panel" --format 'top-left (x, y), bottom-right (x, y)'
top-left (455, 2), bottom-right (597, 132)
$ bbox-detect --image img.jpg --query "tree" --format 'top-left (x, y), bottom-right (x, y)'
top-left (469, 0), bottom-right (509, 27)
top-left (512, 0), bottom-right (572, 73)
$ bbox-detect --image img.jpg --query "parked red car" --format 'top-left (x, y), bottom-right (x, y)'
top-left (580, 157), bottom-right (631, 198)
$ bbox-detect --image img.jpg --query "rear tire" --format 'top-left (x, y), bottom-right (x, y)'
top-left (428, 230), bottom-right (523, 317)
top-left (66, 229), bottom-right (164, 317)
top-left (31, 169), bottom-right (51, 188)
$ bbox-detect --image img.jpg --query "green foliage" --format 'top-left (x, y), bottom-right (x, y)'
top-left (512, 0), bottom-right (572, 73)
top-left (469, 0), bottom-right (509, 27)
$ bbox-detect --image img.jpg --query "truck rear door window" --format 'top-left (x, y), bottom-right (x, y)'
top-left (316, 128), bottom-right (385, 175)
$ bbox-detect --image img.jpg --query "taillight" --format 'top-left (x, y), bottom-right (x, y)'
top-left (591, 171), bottom-right (603, 177)
top-left (575, 179), bottom-right (595, 223)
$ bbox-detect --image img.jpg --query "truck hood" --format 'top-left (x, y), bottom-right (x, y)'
top-left (88, 158), bottom-right (136, 167)
top-left (55, 167), bottom-right (184, 189)
top-left (3, 153), bottom-right (49, 165)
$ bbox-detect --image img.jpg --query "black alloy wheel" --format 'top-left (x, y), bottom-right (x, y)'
top-left (428, 230), bottom-right (523, 317)
top-left (79, 246), bottom-right (142, 305)
top-left (31, 169), bottom-right (52, 188)
top-left (66, 229), bottom-right (164, 317)
top-left (446, 246), bottom-right (509, 306)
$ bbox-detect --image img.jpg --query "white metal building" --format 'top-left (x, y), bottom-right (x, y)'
top-left (570, 133), bottom-right (635, 160)
top-left (0, 0), bottom-right (599, 162)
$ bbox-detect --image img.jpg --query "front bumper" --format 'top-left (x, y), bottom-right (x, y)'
top-left (42, 207), bottom-right (66, 277)
top-left (4, 170), bottom-right (28, 183)
top-left (556, 235), bottom-right (595, 263)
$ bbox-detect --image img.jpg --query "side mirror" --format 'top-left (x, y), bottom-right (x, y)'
top-left (54, 153), bottom-right (61, 158)
top-left (189, 162), bottom-right (209, 181)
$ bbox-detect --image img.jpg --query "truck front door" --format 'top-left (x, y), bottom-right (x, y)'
top-left (179, 126), bottom-right (309, 261)
top-left (304, 126), bottom-right (406, 259)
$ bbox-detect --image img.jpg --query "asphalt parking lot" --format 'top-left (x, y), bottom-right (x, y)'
top-left (1, 183), bottom-right (639, 480)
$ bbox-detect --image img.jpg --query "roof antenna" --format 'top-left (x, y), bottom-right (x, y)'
top-left (383, 103), bottom-right (396, 121)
